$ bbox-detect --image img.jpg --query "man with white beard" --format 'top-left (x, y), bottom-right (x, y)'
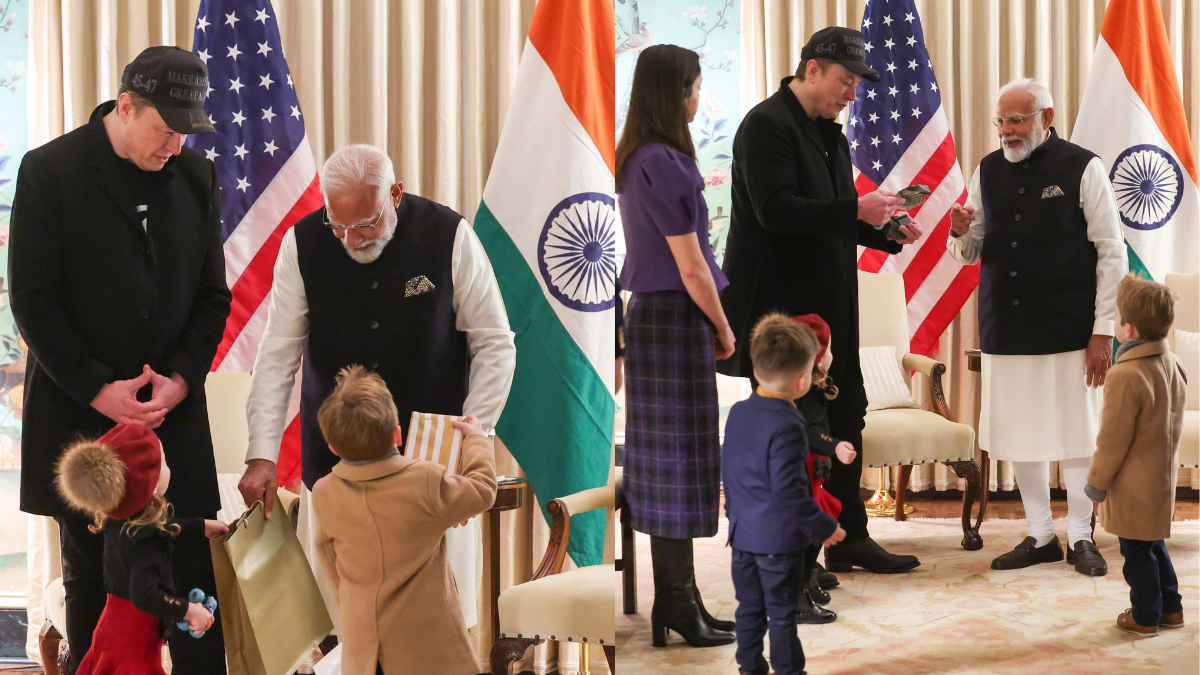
top-left (238, 143), bottom-right (515, 628)
top-left (948, 78), bottom-right (1125, 576)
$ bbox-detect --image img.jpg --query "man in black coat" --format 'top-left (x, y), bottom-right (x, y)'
top-left (719, 27), bottom-right (924, 575)
top-left (9, 47), bottom-right (230, 673)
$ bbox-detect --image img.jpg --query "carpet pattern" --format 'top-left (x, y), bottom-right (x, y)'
top-left (616, 517), bottom-right (1199, 674)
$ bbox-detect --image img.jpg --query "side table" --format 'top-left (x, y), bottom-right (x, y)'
top-left (489, 477), bottom-right (527, 644)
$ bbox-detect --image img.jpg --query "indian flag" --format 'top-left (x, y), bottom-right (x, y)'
top-left (474, 0), bottom-right (615, 566)
top-left (1072, 0), bottom-right (1198, 280)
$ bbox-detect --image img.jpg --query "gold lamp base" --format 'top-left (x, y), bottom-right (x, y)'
top-left (864, 468), bottom-right (915, 518)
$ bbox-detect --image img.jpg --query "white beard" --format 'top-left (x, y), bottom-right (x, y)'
top-left (342, 211), bottom-right (397, 264)
top-left (1002, 117), bottom-right (1047, 163)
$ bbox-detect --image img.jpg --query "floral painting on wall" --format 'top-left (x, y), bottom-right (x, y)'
top-left (615, 0), bottom-right (740, 267)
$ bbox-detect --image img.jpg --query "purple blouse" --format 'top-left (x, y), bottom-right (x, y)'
top-left (618, 143), bottom-right (729, 293)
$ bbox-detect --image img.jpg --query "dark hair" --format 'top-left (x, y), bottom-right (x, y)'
top-left (615, 45), bottom-right (702, 192)
top-left (795, 57), bottom-right (836, 81)
top-left (115, 85), bottom-right (154, 116)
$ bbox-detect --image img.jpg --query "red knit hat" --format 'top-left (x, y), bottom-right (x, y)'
top-left (792, 314), bottom-right (831, 365)
top-left (56, 423), bottom-right (163, 520)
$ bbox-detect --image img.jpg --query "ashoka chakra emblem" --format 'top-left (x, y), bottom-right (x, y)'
top-left (1110, 144), bottom-right (1184, 231)
top-left (537, 192), bottom-right (617, 312)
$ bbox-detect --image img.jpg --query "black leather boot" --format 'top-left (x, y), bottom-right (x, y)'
top-left (796, 586), bottom-right (836, 624)
top-left (805, 566), bottom-right (831, 605)
top-left (814, 561), bottom-right (839, 590)
top-left (650, 536), bottom-right (735, 648)
top-left (693, 585), bottom-right (736, 632)
top-left (825, 536), bottom-right (920, 574)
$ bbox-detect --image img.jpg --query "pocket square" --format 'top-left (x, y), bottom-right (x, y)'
top-left (405, 276), bottom-right (435, 297)
top-left (1041, 185), bottom-right (1065, 199)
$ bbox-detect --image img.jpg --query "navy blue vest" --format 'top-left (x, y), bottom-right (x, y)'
top-left (294, 193), bottom-right (470, 488)
top-left (978, 129), bottom-right (1098, 355)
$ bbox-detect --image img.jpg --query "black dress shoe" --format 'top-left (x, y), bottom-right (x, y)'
top-left (693, 585), bottom-right (736, 632)
top-left (805, 566), bottom-right (831, 605)
top-left (1067, 540), bottom-right (1108, 576)
top-left (824, 537), bottom-right (920, 574)
top-left (990, 536), bottom-right (1064, 570)
top-left (796, 587), bottom-right (836, 624)
top-left (814, 561), bottom-right (839, 589)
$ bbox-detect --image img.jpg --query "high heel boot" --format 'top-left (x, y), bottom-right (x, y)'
top-left (650, 536), bottom-right (735, 648)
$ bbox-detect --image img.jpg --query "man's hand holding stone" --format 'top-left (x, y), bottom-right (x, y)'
top-left (857, 191), bottom-right (902, 227)
top-left (1085, 334), bottom-right (1113, 388)
top-left (239, 459), bottom-right (279, 519)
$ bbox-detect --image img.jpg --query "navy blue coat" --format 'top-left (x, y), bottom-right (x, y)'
top-left (722, 392), bottom-right (839, 555)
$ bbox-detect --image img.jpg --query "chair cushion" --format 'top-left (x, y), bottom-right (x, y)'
top-left (1175, 329), bottom-right (1199, 411)
top-left (863, 408), bottom-right (975, 467)
top-left (860, 346), bottom-right (920, 411)
top-left (45, 576), bottom-right (66, 637)
top-left (498, 564), bottom-right (615, 644)
top-left (1180, 410), bottom-right (1199, 468)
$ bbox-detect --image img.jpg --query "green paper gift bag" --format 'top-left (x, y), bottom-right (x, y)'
top-left (211, 499), bottom-right (333, 675)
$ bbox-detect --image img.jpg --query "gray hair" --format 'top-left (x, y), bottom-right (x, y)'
top-left (998, 77), bottom-right (1054, 111)
top-left (320, 144), bottom-right (396, 203)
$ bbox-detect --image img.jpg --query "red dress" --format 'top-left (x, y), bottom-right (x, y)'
top-left (76, 595), bottom-right (167, 675)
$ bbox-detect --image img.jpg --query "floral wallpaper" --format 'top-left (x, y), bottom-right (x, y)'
top-left (615, 0), bottom-right (741, 266)
top-left (0, 0), bottom-right (26, 596)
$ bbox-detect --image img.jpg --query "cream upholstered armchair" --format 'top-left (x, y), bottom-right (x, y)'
top-left (491, 485), bottom-right (616, 675)
top-left (1165, 273), bottom-right (1198, 470)
top-left (858, 271), bottom-right (984, 550)
top-left (37, 372), bottom-right (298, 673)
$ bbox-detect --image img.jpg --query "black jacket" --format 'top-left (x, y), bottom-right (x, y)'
top-left (719, 79), bottom-right (901, 433)
top-left (10, 101), bottom-right (231, 517)
top-left (102, 518), bottom-right (205, 625)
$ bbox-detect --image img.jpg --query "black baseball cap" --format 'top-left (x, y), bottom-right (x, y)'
top-left (801, 26), bottom-right (881, 83)
top-left (120, 46), bottom-right (216, 134)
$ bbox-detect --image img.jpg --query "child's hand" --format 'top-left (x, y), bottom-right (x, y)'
top-left (834, 442), bottom-right (856, 465)
top-left (184, 602), bottom-right (214, 634)
top-left (823, 525), bottom-right (846, 548)
top-left (204, 520), bottom-right (229, 539)
top-left (451, 415), bottom-right (484, 437)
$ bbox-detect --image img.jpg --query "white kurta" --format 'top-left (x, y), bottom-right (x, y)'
top-left (948, 156), bottom-right (1126, 462)
top-left (246, 217), bottom-right (517, 629)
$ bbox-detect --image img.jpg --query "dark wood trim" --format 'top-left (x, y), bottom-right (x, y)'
top-left (530, 498), bottom-right (570, 581)
top-left (893, 465), bottom-right (913, 521)
top-left (489, 636), bottom-right (541, 675)
top-left (927, 361), bottom-right (952, 420)
top-left (38, 622), bottom-right (62, 675)
top-left (945, 459), bottom-right (984, 550)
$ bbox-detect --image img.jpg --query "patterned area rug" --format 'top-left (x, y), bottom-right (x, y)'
top-left (616, 517), bottom-right (1199, 674)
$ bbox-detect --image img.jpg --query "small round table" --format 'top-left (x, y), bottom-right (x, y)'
top-left (488, 477), bottom-right (527, 643)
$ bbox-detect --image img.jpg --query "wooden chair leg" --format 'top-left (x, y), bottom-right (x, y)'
top-left (978, 450), bottom-right (990, 526)
top-left (38, 622), bottom-right (63, 675)
top-left (604, 644), bottom-right (616, 673)
top-left (893, 465), bottom-right (913, 521)
top-left (490, 636), bottom-right (540, 675)
top-left (946, 459), bottom-right (984, 550)
top-left (621, 508), bottom-right (636, 615)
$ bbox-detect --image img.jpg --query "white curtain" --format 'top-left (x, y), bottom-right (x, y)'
top-left (741, 0), bottom-right (1200, 495)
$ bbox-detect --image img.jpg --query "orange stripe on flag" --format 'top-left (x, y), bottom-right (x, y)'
top-left (527, 0), bottom-right (616, 175)
top-left (1101, 0), bottom-right (1198, 185)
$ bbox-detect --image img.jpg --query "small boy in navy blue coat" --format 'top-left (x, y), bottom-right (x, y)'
top-left (722, 313), bottom-right (845, 675)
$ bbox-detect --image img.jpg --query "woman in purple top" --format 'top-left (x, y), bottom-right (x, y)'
top-left (616, 44), bottom-right (735, 650)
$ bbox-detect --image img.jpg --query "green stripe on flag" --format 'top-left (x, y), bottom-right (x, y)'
top-left (474, 202), bottom-right (614, 567)
top-left (1114, 241), bottom-right (1155, 358)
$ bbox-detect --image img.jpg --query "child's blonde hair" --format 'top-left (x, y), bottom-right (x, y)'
top-left (750, 313), bottom-right (819, 380)
top-left (1116, 274), bottom-right (1175, 340)
top-left (318, 365), bottom-right (399, 462)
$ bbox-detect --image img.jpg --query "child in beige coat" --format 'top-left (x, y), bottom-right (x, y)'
top-left (311, 366), bottom-right (498, 675)
top-left (1085, 276), bottom-right (1188, 637)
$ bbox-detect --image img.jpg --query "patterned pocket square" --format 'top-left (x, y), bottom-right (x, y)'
top-left (405, 275), bottom-right (435, 297)
top-left (1041, 185), bottom-right (1065, 199)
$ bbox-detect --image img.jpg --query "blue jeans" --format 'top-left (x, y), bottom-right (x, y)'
top-left (1119, 538), bottom-right (1182, 626)
top-left (731, 549), bottom-right (805, 675)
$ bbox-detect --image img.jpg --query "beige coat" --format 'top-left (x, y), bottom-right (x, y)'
top-left (1087, 340), bottom-right (1188, 541)
top-left (312, 435), bottom-right (497, 675)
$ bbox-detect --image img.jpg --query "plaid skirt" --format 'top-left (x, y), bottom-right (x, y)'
top-left (624, 290), bottom-right (721, 539)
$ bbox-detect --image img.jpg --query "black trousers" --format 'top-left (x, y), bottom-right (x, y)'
top-left (57, 510), bottom-right (226, 675)
top-left (1119, 537), bottom-right (1182, 627)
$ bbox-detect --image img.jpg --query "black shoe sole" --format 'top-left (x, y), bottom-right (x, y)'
top-left (651, 622), bottom-right (735, 648)
top-left (796, 612), bottom-right (837, 624)
top-left (826, 560), bottom-right (920, 574)
top-left (990, 551), bottom-right (1064, 570)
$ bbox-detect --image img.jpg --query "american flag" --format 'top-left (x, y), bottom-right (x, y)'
top-left (187, 0), bottom-right (321, 487)
top-left (847, 0), bottom-right (979, 357)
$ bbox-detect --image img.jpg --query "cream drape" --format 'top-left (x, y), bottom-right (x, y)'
top-left (740, 0), bottom-right (1200, 494)
top-left (24, 2), bottom-right (610, 673)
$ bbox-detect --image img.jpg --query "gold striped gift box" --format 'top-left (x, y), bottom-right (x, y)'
top-left (403, 412), bottom-right (464, 474)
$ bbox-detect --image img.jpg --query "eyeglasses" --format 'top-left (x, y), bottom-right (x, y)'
top-left (323, 201), bottom-right (387, 232)
top-left (992, 109), bottom-right (1045, 127)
